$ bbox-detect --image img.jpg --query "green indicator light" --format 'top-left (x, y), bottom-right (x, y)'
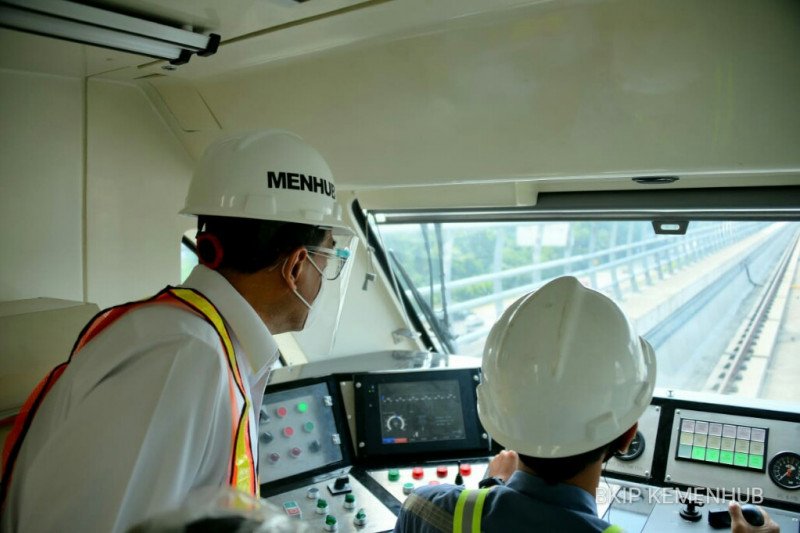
top-left (749, 455), bottom-right (763, 469)
top-left (692, 447), bottom-right (707, 461)
top-left (734, 453), bottom-right (748, 467)
top-left (678, 444), bottom-right (692, 458)
top-left (325, 515), bottom-right (337, 525)
top-left (304, 421), bottom-right (315, 432)
top-left (720, 451), bottom-right (734, 465)
top-left (705, 449), bottom-right (720, 463)
top-left (297, 402), bottom-right (308, 413)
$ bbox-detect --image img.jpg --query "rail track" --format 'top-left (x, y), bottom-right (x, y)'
top-left (703, 229), bottom-right (800, 395)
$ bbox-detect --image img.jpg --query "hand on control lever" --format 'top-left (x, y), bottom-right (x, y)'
top-left (486, 449), bottom-right (519, 482)
top-left (729, 502), bottom-right (779, 533)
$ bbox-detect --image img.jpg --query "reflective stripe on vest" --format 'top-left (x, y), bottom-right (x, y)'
top-left (453, 488), bottom-right (493, 533)
top-left (451, 488), bottom-right (624, 533)
top-left (1, 287), bottom-right (257, 510)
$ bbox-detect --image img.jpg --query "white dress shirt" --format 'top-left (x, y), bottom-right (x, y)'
top-left (2, 265), bottom-right (279, 533)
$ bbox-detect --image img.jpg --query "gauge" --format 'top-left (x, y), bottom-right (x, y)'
top-left (614, 431), bottom-right (645, 461)
top-left (768, 452), bottom-right (800, 490)
top-left (386, 415), bottom-right (406, 432)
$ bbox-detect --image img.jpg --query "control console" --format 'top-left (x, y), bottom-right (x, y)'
top-left (258, 352), bottom-right (800, 532)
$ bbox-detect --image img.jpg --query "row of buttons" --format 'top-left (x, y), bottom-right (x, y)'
top-left (273, 403), bottom-right (309, 419)
top-left (261, 421), bottom-right (316, 442)
top-left (387, 463), bottom-right (472, 482)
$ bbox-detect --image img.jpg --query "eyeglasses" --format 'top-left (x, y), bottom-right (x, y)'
top-left (305, 245), bottom-right (351, 281)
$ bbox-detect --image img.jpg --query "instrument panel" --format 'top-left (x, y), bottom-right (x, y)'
top-left (665, 408), bottom-right (800, 506)
top-left (259, 352), bottom-right (800, 532)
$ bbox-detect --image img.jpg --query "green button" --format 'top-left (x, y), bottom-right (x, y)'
top-left (706, 449), bottom-right (720, 463)
top-left (749, 455), bottom-right (764, 470)
top-left (303, 421), bottom-right (315, 432)
top-left (317, 498), bottom-right (328, 508)
top-left (345, 493), bottom-right (355, 503)
top-left (356, 510), bottom-right (366, 519)
top-left (734, 453), bottom-right (748, 467)
top-left (325, 515), bottom-right (337, 525)
top-left (692, 447), bottom-right (707, 460)
top-left (297, 402), bottom-right (308, 413)
top-left (388, 469), bottom-right (400, 482)
top-left (678, 444), bottom-right (692, 458)
top-left (720, 450), bottom-right (734, 465)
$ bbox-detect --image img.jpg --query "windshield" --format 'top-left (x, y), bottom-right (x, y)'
top-left (374, 219), bottom-right (799, 404)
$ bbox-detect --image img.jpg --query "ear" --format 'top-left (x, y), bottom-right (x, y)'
top-left (618, 423), bottom-right (639, 454)
top-left (281, 247), bottom-right (309, 290)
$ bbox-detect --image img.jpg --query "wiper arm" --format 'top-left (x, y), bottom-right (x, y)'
top-left (388, 250), bottom-right (456, 354)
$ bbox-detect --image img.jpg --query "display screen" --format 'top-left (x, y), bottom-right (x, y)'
top-left (378, 380), bottom-right (466, 444)
top-left (675, 418), bottom-right (768, 472)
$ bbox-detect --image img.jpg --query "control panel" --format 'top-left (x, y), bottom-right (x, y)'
top-left (258, 352), bottom-right (800, 532)
top-left (258, 381), bottom-right (343, 483)
top-left (665, 408), bottom-right (800, 506)
top-left (263, 474), bottom-right (397, 533)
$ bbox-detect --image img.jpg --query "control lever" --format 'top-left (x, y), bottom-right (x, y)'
top-left (679, 496), bottom-right (705, 522)
top-left (328, 475), bottom-right (352, 495)
top-left (455, 461), bottom-right (464, 486)
top-left (708, 505), bottom-right (766, 529)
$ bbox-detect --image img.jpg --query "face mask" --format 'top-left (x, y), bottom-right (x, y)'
top-left (285, 256), bottom-right (325, 329)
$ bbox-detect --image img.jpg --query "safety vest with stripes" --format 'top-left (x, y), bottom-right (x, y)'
top-left (404, 487), bottom-right (625, 533)
top-left (0, 287), bottom-right (258, 510)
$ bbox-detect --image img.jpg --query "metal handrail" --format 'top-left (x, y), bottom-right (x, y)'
top-left (391, 222), bottom-right (767, 348)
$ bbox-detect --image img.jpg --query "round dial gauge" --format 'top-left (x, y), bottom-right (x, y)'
top-left (768, 452), bottom-right (800, 490)
top-left (386, 415), bottom-right (406, 431)
top-left (614, 431), bottom-right (645, 461)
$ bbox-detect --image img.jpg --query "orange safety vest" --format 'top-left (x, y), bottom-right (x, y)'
top-left (0, 287), bottom-right (258, 510)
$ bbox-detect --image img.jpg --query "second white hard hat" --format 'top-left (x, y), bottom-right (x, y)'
top-left (181, 129), bottom-right (349, 231)
top-left (477, 276), bottom-right (656, 458)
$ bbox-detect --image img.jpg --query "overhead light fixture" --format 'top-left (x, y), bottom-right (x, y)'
top-left (0, 0), bottom-right (220, 65)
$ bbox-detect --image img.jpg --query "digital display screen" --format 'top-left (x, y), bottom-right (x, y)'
top-left (675, 418), bottom-right (768, 472)
top-left (378, 380), bottom-right (466, 444)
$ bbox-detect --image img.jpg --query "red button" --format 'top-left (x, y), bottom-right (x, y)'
top-left (459, 464), bottom-right (472, 476)
top-left (290, 447), bottom-right (302, 457)
top-left (436, 466), bottom-right (448, 478)
top-left (428, 480), bottom-right (440, 486)
top-left (283, 427), bottom-right (294, 437)
top-left (411, 467), bottom-right (424, 480)
top-left (276, 407), bottom-right (288, 418)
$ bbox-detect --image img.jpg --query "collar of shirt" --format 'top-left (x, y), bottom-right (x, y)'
top-left (505, 470), bottom-right (599, 517)
top-left (181, 265), bottom-right (279, 384)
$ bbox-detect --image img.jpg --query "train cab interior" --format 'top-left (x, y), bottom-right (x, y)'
top-left (1, 0), bottom-right (799, 531)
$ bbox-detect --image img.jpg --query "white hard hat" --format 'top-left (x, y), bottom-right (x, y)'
top-left (181, 129), bottom-right (349, 231)
top-left (477, 276), bottom-right (656, 458)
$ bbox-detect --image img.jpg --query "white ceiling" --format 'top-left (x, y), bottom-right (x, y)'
top-left (0, 0), bottom-right (558, 79)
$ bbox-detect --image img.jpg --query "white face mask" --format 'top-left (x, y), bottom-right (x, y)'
top-left (286, 255), bottom-right (326, 329)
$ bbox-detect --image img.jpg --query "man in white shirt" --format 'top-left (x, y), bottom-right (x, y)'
top-left (1, 130), bottom-right (353, 533)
